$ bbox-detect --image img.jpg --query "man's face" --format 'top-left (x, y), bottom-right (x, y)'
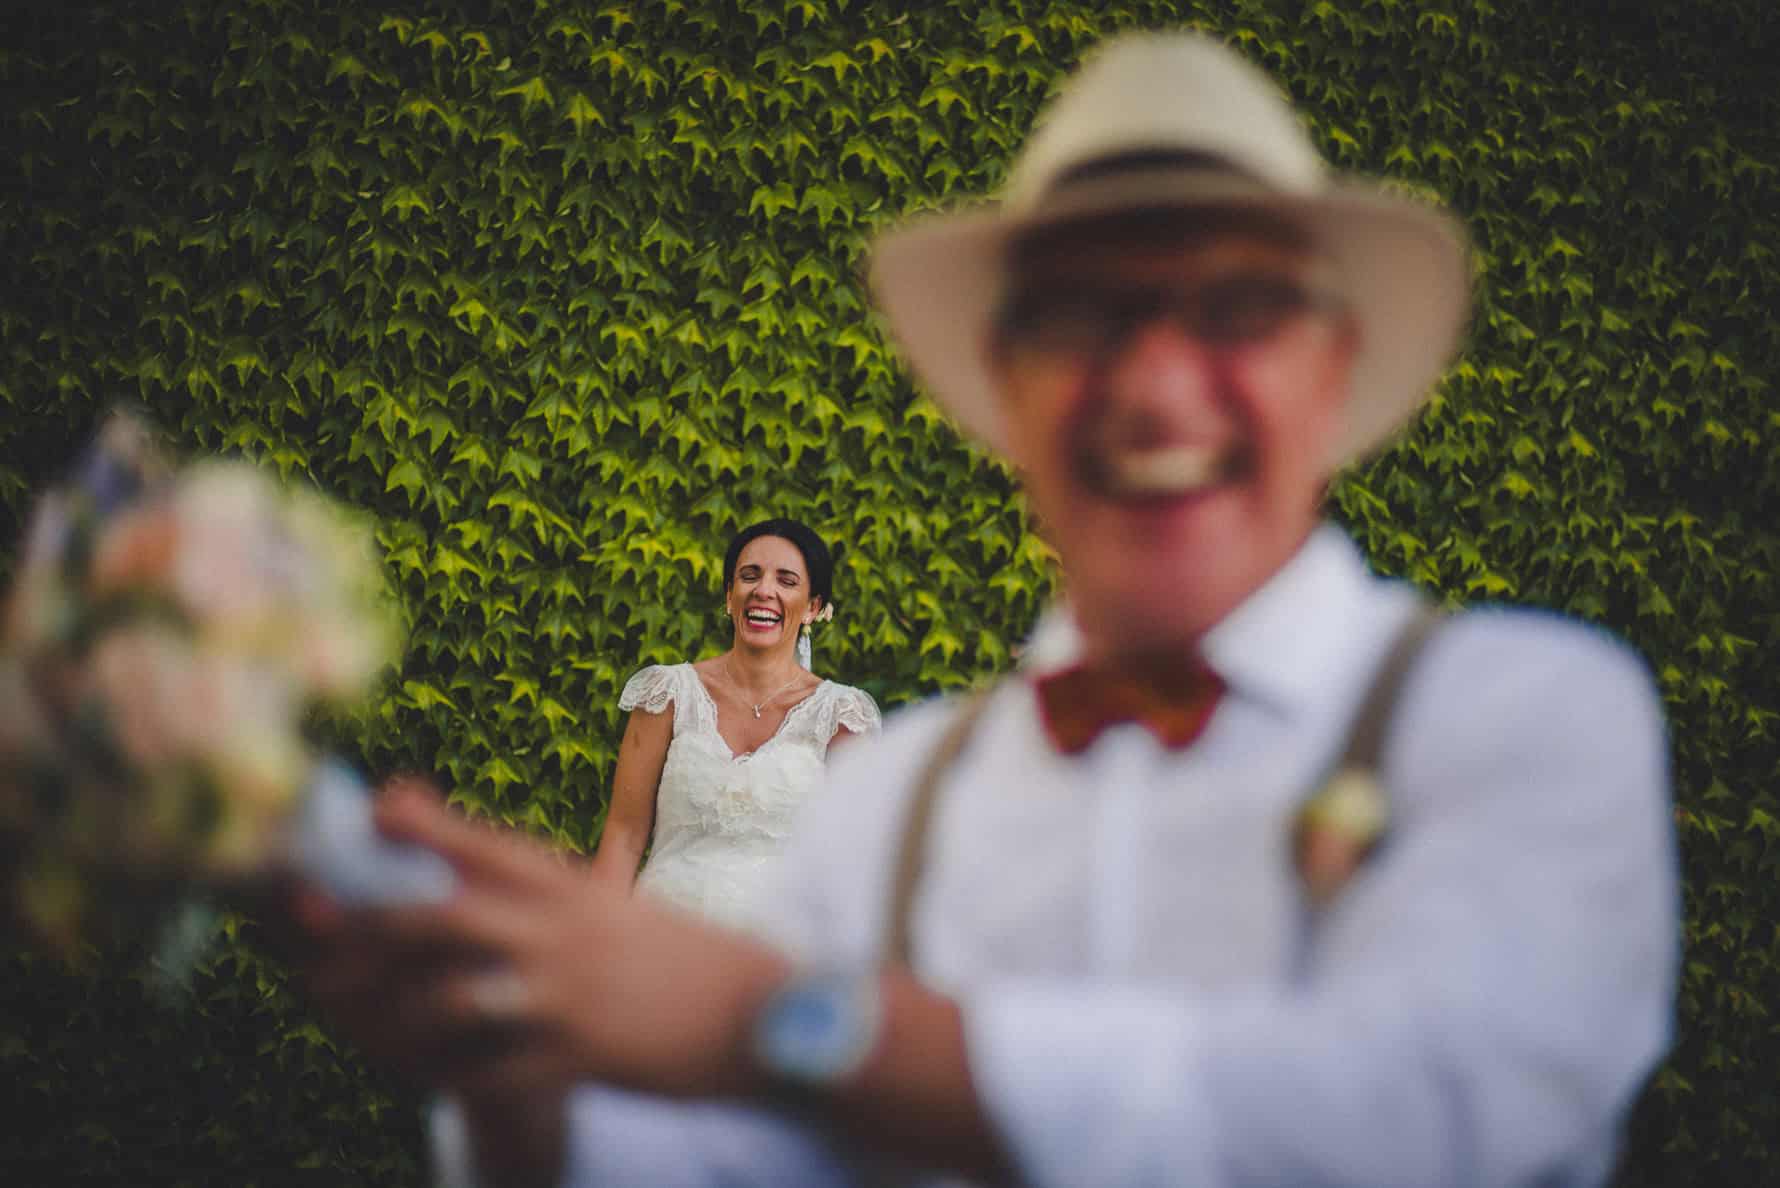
top-left (988, 214), bottom-right (1357, 654)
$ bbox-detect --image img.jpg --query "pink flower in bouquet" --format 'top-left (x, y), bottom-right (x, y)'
top-left (83, 624), bottom-right (308, 872)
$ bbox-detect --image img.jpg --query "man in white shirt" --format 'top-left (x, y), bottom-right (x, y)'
top-left (296, 30), bottom-right (1677, 1188)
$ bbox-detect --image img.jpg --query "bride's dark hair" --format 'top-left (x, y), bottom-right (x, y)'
top-left (722, 518), bottom-right (834, 609)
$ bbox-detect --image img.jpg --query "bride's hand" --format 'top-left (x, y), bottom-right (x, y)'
top-left (291, 780), bottom-right (789, 1103)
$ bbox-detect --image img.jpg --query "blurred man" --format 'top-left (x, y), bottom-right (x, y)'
top-left (298, 31), bottom-right (1676, 1188)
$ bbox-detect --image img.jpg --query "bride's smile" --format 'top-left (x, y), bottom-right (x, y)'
top-left (726, 534), bottom-right (817, 653)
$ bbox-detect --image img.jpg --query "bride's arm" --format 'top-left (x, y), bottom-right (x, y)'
top-left (588, 707), bottom-right (672, 892)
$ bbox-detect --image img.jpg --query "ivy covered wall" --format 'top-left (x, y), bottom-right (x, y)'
top-left (2, 0), bottom-right (1776, 1183)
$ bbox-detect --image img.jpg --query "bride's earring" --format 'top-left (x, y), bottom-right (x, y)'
top-left (796, 621), bottom-right (813, 669)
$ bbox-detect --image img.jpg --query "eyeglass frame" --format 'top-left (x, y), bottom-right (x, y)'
top-left (989, 269), bottom-right (1351, 364)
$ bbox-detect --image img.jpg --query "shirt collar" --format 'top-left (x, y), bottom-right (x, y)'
top-left (1020, 524), bottom-right (1375, 715)
top-left (1198, 524), bottom-right (1375, 713)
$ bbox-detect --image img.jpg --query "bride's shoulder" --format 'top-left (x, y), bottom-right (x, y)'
top-left (820, 679), bottom-right (878, 706)
top-left (618, 662), bottom-right (695, 714)
top-left (817, 680), bottom-right (884, 736)
top-left (684, 657), bottom-right (722, 682)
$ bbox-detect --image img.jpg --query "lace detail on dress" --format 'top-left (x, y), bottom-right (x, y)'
top-left (618, 665), bottom-right (680, 715)
top-left (827, 686), bottom-right (882, 739)
top-left (619, 664), bottom-right (719, 740)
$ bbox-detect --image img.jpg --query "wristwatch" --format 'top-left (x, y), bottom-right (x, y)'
top-left (751, 969), bottom-right (885, 1090)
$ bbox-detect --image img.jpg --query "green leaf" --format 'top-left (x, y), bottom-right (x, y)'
top-left (495, 76), bottom-right (555, 115)
top-left (563, 92), bottom-right (605, 134)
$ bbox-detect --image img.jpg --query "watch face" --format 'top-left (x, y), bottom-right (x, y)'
top-left (755, 972), bottom-right (881, 1087)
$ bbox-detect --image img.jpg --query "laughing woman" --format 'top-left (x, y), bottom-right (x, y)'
top-left (587, 518), bottom-right (880, 933)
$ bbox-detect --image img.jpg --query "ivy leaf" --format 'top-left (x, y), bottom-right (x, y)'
top-left (748, 183), bottom-right (798, 218)
top-left (495, 76), bottom-right (555, 116)
top-left (563, 92), bottom-right (604, 135)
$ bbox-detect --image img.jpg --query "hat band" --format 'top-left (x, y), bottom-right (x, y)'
top-left (1050, 148), bottom-right (1251, 191)
top-left (1020, 148), bottom-right (1281, 224)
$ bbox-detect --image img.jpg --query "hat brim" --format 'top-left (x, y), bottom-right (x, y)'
top-left (867, 177), bottom-right (1473, 468)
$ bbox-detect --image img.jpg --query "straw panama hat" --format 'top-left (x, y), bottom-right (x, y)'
top-left (867, 31), bottom-right (1473, 467)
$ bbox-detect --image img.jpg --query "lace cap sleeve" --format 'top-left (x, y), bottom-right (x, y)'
top-left (618, 664), bottom-right (681, 715)
top-left (828, 684), bottom-right (882, 738)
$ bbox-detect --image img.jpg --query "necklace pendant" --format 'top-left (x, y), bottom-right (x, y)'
top-left (752, 705), bottom-right (762, 718)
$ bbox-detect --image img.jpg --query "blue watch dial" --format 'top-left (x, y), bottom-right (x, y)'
top-left (753, 972), bottom-right (882, 1087)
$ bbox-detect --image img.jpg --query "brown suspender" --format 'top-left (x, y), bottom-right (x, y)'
top-left (881, 601), bottom-right (1445, 969)
top-left (883, 687), bottom-right (995, 968)
top-left (1326, 601), bottom-right (1444, 778)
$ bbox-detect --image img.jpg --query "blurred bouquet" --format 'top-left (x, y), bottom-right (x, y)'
top-left (0, 412), bottom-right (406, 953)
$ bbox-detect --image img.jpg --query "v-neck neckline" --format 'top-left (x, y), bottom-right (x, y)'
top-left (689, 665), bottom-right (827, 762)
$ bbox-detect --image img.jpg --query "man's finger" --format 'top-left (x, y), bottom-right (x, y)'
top-left (356, 882), bottom-right (557, 959)
top-left (373, 782), bottom-right (561, 892)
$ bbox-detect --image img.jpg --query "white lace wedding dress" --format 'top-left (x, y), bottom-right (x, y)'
top-left (617, 663), bottom-right (881, 933)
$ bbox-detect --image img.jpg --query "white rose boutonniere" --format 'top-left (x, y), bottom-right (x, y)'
top-left (1292, 766), bottom-right (1390, 908)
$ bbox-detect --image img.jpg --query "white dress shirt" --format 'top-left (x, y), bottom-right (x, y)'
top-left (441, 525), bottom-right (1678, 1187)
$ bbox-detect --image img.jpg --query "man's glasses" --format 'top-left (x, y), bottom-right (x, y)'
top-left (993, 273), bottom-right (1345, 360)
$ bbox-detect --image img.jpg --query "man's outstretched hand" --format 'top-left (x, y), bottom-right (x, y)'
top-left (288, 777), bottom-right (790, 1180)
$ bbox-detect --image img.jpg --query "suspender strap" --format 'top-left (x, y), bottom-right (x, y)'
top-left (1333, 600), bottom-right (1444, 775)
top-left (883, 688), bottom-right (995, 968)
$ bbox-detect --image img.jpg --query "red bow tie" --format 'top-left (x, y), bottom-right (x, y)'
top-left (1034, 657), bottom-right (1224, 755)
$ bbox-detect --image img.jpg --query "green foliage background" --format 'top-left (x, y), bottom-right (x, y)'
top-left (1, 0), bottom-right (1775, 1182)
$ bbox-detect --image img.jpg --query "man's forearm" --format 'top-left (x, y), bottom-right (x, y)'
top-left (765, 970), bottom-right (1015, 1183)
top-left (445, 968), bottom-right (1010, 1187)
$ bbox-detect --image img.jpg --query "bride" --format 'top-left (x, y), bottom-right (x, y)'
top-left (587, 518), bottom-right (880, 932)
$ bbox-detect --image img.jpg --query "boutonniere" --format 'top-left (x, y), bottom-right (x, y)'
top-left (1292, 766), bottom-right (1389, 908)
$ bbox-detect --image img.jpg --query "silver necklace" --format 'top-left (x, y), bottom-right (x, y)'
top-left (725, 657), bottom-right (803, 719)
